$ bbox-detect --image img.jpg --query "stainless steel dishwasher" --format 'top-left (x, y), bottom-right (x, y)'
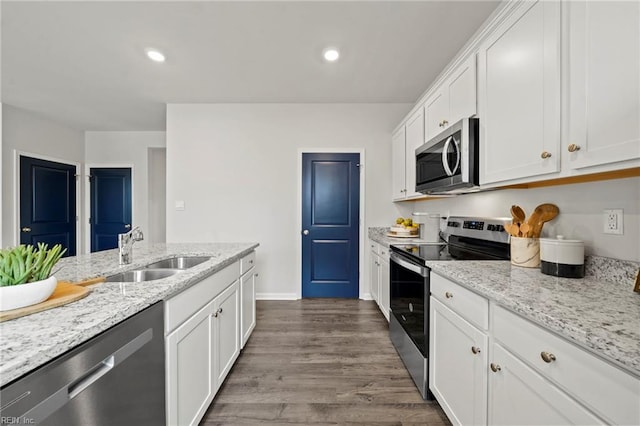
top-left (0, 302), bottom-right (165, 425)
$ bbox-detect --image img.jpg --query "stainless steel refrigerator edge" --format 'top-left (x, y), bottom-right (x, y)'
top-left (0, 302), bottom-right (166, 425)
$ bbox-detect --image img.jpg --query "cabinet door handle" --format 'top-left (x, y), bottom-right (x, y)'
top-left (213, 308), bottom-right (223, 318)
top-left (21, 227), bottom-right (31, 233)
top-left (445, 292), bottom-right (453, 299)
top-left (490, 363), bottom-right (501, 372)
top-left (254, 273), bottom-right (259, 277)
top-left (567, 144), bottom-right (581, 152)
top-left (540, 151), bottom-right (552, 159)
top-left (249, 259), bottom-right (254, 264)
top-left (540, 351), bottom-right (556, 363)
top-left (471, 346), bottom-right (481, 354)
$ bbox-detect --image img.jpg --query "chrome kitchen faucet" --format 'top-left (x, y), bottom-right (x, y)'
top-left (118, 227), bottom-right (144, 265)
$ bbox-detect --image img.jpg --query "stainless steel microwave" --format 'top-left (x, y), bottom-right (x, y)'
top-left (415, 117), bottom-right (479, 194)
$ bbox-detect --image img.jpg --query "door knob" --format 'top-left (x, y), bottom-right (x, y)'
top-left (21, 227), bottom-right (31, 233)
top-left (124, 224), bottom-right (131, 229)
top-left (302, 230), bottom-right (309, 236)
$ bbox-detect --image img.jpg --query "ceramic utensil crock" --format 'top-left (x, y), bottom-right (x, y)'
top-left (540, 236), bottom-right (585, 278)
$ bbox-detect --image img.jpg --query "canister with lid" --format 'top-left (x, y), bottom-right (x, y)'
top-left (539, 236), bottom-right (585, 278)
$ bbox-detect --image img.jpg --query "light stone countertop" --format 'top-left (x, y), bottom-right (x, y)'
top-left (370, 226), bottom-right (640, 376)
top-left (368, 227), bottom-right (429, 247)
top-left (0, 242), bottom-right (258, 387)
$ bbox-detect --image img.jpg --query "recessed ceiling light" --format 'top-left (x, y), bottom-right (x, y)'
top-left (145, 48), bottom-right (166, 63)
top-left (323, 48), bottom-right (340, 62)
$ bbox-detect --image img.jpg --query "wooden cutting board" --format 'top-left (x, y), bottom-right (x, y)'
top-left (0, 282), bottom-right (90, 322)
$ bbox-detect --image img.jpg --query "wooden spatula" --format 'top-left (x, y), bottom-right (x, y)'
top-left (528, 204), bottom-right (560, 237)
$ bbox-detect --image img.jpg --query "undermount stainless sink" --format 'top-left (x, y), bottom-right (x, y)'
top-left (144, 256), bottom-right (211, 270)
top-left (105, 268), bottom-right (182, 283)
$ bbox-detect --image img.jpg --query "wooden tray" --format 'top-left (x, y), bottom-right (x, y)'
top-left (0, 282), bottom-right (90, 322)
top-left (387, 232), bottom-right (419, 238)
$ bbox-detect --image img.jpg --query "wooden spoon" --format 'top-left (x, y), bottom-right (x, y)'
top-left (510, 205), bottom-right (526, 227)
top-left (528, 203), bottom-right (560, 237)
top-left (503, 223), bottom-right (516, 237)
top-left (519, 222), bottom-right (531, 238)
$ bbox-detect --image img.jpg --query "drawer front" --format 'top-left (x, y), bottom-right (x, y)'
top-left (378, 245), bottom-right (390, 262)
top-left (240, 251), bottom-right (256, 276)
top-left (165, 261), bottom-right (239, 334)
top-left (430, 273), bottom-right (488, 330)
top-left (369, 240), bottom-right (380, 255)
top-left (493, 305), bottom-right (640, 425)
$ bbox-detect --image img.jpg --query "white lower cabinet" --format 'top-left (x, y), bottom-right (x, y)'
top-left (429, 272), bottom-right (640, 426)
top-left (369, 241), bottom-right (380, 304)
top-left (165, 251), bottom-right (258, 426)
top-left (430, 297), bottom-right (488, 426)
top-left (488, 343), bottom-right (602, 425)
top-left (166, 301), bottom-right (215, 426)
top-left (240, 250), bottom-right (257, 348)
top-left (240, 267), bottom-right (257, 348)
top-left (379, 251), bottom-right (390, 322)
top-left (213, 281), bottom-right (240, 390)
top-left (369, 240), bottom-right (389, 322)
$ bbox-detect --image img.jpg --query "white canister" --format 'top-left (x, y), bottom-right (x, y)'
top-left (540, 236), bottom-right (585, 278)
top-left (413, 212), bottom-right (441, 243)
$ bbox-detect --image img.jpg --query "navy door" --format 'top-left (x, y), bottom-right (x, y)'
top-left (302, 153), bottom-right (360, 298)
top-left (20, 156), bottom-right (76, 256)
top-left (90, 168), bottom-right (132, 252)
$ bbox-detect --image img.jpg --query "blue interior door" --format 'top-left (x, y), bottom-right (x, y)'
top-left (302, 153), bottom-right (360, 298)
top-left (20, 156), bottom-right (76, 256)
top-left (90, 168), bottom-right (132, 252)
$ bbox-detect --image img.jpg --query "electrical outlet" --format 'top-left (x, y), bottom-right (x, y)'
top-left (603, 209), bottom-right (623, 235)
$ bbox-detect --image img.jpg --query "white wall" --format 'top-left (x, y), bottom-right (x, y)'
top-left (148, 147), bottom-right (167, 244)
top-left (1, 104), bottom-right (85, 249)
top-left (399, 177), bottom-right (640, 262)
top-left (166, 103), bottom-right (410, 298)
top-left (85, 131), bottom-right (166, 249)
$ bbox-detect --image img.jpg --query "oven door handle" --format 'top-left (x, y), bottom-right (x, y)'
top-left (390, 253), bottom-right (428, 277)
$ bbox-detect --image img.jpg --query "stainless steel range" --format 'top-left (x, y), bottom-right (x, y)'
top-left (389, 216), bottom-right (510, 400)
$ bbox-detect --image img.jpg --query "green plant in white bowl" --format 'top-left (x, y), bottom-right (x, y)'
top-left (0, 243), bottom-right (66, 311)
top-left (0, 243), bottom-right (66, 286)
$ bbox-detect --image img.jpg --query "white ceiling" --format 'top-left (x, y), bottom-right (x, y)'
top-left (1, 1), bottom-right (500, 131)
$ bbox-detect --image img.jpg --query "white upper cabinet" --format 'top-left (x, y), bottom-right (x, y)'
top-left (404, 108), bottom-right (425, 198)
top-left (391, 126), bottom-right (407, 201)
top-left (425, 56), bottom-right (477, 141)
top-left (567, 0), bottom-right (640, 170)
top-left (478, 0), bottom-right (561, 185)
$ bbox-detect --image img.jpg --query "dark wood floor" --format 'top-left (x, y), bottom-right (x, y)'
top-left (200, 299), bottom-right (451, 425)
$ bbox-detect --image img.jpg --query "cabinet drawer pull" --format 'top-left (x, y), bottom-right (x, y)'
top-left (540, 151), bottom-right (552, 159)
top-left (490, 363), bottom-right (501, 372)
top-left (255, 273), bottom-right (259, 277)
top-left (540, 351), bottom-right (556, 363)
top-left (213, 308), bottom-right (223, 318)
top-left (445, 292), bottom-right (453, 299)
top-left (471, 346), bottom-right (481, 354)
top-left (249, 259), bottom-right (254, 264)
top-left (567, 144), bottom-right (581, 152)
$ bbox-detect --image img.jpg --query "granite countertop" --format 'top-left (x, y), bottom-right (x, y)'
top-left (0, 242), bottom-right (258, 387)
top-left (370, 226), bottom-right (640, 376)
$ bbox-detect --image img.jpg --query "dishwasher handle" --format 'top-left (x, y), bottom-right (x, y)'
top-left (22, 328), bottom-right (153, 423)
top-left (67, 356), bottom-right (114, 399)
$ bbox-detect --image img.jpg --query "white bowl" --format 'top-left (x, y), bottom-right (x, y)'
top-left (0, 276), bottom-right (58, 311)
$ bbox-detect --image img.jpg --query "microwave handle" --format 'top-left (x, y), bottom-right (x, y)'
top-left (442, 136), bottom-right (461, 176)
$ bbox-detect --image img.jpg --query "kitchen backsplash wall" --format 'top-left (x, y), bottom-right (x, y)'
top-left (396, 176), bottom-right (640, 262)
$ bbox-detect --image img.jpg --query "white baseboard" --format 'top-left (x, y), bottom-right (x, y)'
top-left (256, 292), bottom-right (299, 300)
top-left (360, 292), bottom-right (373, 300)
